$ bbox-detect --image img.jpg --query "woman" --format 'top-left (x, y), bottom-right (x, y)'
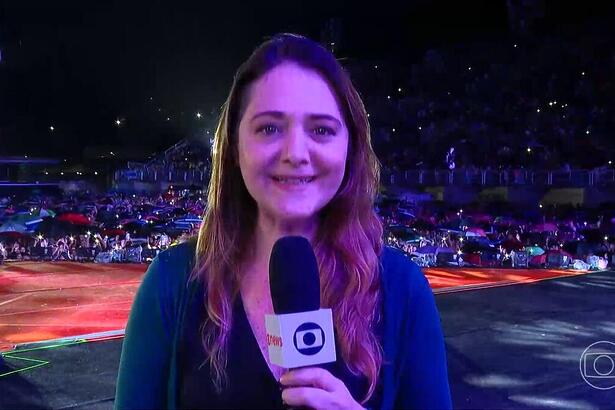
top-left (115, 33), bottom-right (451, 410)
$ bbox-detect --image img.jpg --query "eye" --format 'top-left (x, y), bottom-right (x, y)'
top-left (312, 126), bottom-right (336, 136)
top-left (256, 124), bottom-right (281, 135)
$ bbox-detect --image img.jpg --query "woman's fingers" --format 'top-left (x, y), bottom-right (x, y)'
top-left (280, 367), bottom-right (341, 392)
top-left (282, 386), bottom-right (329, 409)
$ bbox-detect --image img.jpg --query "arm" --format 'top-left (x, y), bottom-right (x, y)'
top-left (114, 256), bottom-right (172, 409)
top-left (396, 264), bottom-right (452, 410)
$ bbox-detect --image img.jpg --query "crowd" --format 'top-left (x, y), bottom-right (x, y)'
top-left (120, 138), bottom-right (212, 184)
top-left (380, 198), bottom-right (615, 270)
top-left (6, 22), bottom-right (615, 269)
top-left (347, 26), bottom-right (615, 172)
top-left (114, 28), bottom-right (615, 189)
top-left (0, 231), bottom-right (180, 263)
top-left (0, 190), bottom-right (202, 264)
top-left (1, 187), bottom-right (614, 272)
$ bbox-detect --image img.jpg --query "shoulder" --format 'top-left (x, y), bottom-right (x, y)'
top-left (379, 245), bottom-right (427, 296)
top-left (379, 245), bottom-right (435, 321)
top-left (142, 237), bottom-right (198, 295)
top-left (155, 236), bottom-right (198, 268)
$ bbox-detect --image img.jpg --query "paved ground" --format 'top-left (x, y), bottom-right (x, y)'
top-left (441, 269), bottom-right (615, 409)
top-left (1, 269), bottom-right (614, 409)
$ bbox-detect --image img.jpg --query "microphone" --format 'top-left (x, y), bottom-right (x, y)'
top-left (265, 236), bottom-right (336, 369)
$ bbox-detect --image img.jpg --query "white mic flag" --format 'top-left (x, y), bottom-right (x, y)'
top-left (265, 308), bottom-right (336, 369)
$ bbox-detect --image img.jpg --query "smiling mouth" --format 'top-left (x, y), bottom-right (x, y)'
top-left (271, 176), bottom-right (317, 184)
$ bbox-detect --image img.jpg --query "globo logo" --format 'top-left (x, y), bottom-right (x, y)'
top-left (293, 322), bottom-right (325, 356)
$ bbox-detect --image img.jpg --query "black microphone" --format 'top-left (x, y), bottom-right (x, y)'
top-left (265, 236), bottom-right (337, 369)
top-left (269, 236), bottom-right (320, 314)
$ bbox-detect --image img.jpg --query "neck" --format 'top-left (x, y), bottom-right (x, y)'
top-left (240, 210), bottom-right (319, 290)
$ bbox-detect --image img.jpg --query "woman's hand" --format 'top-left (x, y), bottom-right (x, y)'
top-left (280, 367), bottom-right (364, 410)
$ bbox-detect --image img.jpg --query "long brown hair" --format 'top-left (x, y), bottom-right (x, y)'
top-left (191, 33), bottom-right (384, 404)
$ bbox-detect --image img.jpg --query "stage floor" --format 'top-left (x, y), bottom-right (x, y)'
top-left (0, 260), bottom-right (592, 352)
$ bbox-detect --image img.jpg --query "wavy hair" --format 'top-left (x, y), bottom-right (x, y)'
top-left (190, 33), bottom-right (384, 404)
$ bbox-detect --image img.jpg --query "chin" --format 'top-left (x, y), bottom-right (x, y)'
top-left (275, 210), bottom-right (315, 221)
top-left (270, 205), bottom-right (318, 221)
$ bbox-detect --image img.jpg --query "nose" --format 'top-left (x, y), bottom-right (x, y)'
top-left (281, 124), bottom-right (309, 166)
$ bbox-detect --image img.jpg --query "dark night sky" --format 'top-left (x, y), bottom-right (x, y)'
top-left (1, 1), bottom-right (613, 160)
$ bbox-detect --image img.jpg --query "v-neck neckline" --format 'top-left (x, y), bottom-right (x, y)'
top-left (236, 295), bottom-right (285, 385)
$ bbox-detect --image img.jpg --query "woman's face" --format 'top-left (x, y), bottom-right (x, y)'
top-left (237, 62), bottom-right (349, 224)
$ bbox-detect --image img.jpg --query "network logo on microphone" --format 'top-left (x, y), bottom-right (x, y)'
top-left (265, 309), bottom-right (336, 368)
top-left (293, 322), bottom-right (325, 355)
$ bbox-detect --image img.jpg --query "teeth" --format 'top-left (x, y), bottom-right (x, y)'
top-left (273, 177), bottom-right (314, 184)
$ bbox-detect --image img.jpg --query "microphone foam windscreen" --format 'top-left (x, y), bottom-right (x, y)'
top-left (269, 236), bottom-right (320, 314)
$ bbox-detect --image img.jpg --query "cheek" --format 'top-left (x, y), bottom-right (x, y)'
top-left (326, 141), bottom-right (349, 180)
top-left (238, 144), bottom-right (272, 190)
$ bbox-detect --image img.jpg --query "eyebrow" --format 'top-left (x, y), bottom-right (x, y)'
top-left (250, 111), bottom-right (342, 127)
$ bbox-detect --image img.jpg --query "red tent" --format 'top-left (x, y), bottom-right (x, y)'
top-left (57, 213), bottom-right (91, 225)
top-left (463, 253), bottom-right (481, 266)
top-left (530, 254), bottom-right (547, 266)
top-left (102, 228), bottom-right (126, 237)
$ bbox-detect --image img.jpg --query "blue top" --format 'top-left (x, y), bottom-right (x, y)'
top-left (115, 239), bottom-right (452, 410)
